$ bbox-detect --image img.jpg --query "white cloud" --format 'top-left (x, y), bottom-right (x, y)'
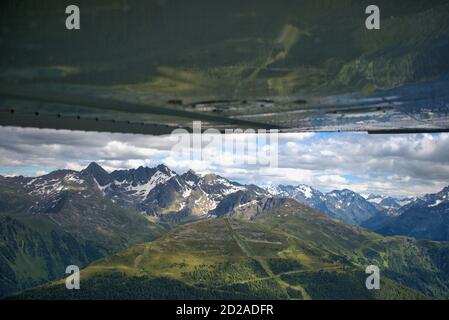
top-left (317, 175), bottom-right (348, 185)
top-left (0, 127), bottom-right (448, 197)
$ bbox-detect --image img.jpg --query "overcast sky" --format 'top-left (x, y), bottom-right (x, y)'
top-left (0, 126), bottom-right (448, 197)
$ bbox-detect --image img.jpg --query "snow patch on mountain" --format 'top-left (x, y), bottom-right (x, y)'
top-left (429, 199), bottom-right (444, 207)
top-left (125, 170), bottom-right (175, 199)
top-left (298, 185), bottom-right (313, 199)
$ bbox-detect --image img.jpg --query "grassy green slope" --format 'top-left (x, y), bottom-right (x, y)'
top-left (0, 214), bottom-right (104, 297)
top-left (0, 181), bottom-right (166, 298)
top-left (254, 201), bottom-right (449, 298)
top-left (15, 200), bottom-right (449, 300)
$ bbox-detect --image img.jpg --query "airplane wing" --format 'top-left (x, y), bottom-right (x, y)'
top-left (1, 0), bottom-right (448, 134)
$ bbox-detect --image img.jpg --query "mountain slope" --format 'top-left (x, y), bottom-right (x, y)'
top-left (366, 194), bottom-right (403, 215)
top-left (323, 189), bottom-right (384, 225)
top-left (268, 185), bottom-right (385, 225)
top-left (267, 185), bottom-right (328, 213)
top-left (0, 169), bottom-right (166, 298)
top-left (2, 163), bottom-right (448, 299)
top-left (367, 186), bottom-right (449, 241)
top-left (15, 199), bottom-right (449, 300)
top-left (84, 162), bottom-right (252, 223)
top-left (0, 214), bottom-right (104, 297)
top-left (0, 162), bottom-right (269, 297)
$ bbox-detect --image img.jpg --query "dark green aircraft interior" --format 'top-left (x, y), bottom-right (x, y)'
top-left (1, 0), bottom-right (449, 134)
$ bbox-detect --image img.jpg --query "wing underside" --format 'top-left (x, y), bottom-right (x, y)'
top-left (1, 0), bottom-right (448, 134)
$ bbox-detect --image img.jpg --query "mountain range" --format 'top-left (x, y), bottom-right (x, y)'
top-left (1, 162), bottom-right (447, 234)
top-left (267, 185), bottom-right (386, 225)
top-left (364, 186), bottom-right (449, 241)
top-left (0, 165), bottom-right (167, 297)
top-left (1, 162), bottom-right (448, 299)
top-left (365, 194), bottom-right (416, 215)
top-left (0, 162), bottom-right (408, 226)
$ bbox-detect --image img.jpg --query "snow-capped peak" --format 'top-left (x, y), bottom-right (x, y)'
top-left (296, 185), bottom-right (313, 199)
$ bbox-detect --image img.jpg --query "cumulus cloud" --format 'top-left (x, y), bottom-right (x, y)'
top-left (0, 126), bottom-right (448, 197)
